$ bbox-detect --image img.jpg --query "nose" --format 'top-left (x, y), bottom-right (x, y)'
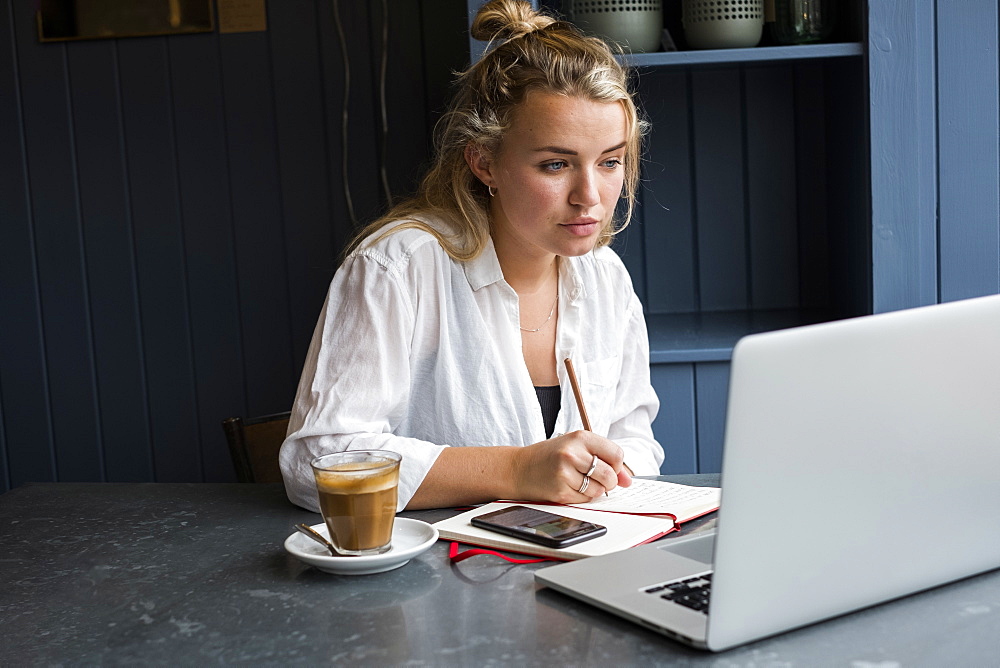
top-left (569, 169), bottom-right (601, 208)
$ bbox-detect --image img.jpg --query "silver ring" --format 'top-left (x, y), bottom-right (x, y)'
top-left (577, 475), bottom-right (590, 494)
top-left (584, 454), bottom-right (599, 478)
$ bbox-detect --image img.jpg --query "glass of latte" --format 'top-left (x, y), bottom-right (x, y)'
top-left (310, 451), bottom-right (402, 556)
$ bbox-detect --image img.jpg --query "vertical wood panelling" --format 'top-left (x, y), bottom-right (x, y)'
top-left (0, 0), bottom-right (460, 492)
top-left (936, 0), bottom-right (1000, 301)
top-left (13, 4), bottom-right (104, 483)
top-left (868, 0), bottom-right (938, 312)
top-left (745, 65), bottom-right (799, 310)
top-left (118, 38), bottom-right (201, 482)
top-left (68, 40), bottom-right (153, 481)
top-left (651, 364), bottom-right (697, 474)
top-left (641, 70), bottom-right (697, 314)
top-left (793, 62), bottom-right (831, 310)
top-left (169, 36), bottom-right (246, 482)
top-left (314, 0), bottom-right (363, 272)
top-left (692, 69), bottom-right (748, 311)
top-left (217, 30), bottom-right (290, 425)
top-left (0, 1), bottom-right (56, 488)
top-left (613, 194), bottom-right (647, 305)
top-left (6, 0), bottom-right (999, 492)
top-left (330, 0), bottom-right (382, 226)
top-left (419, 0), bottom-right (471, 154)
top-left (270, 1), bottom-right (337, 404)
top-left (378, 0), bottom-right (432, 201)
top-left (314, 1), bottom-right (345, 240)
top-left (825, 57), bottom-right (871, 317)
top-left (694, 362), bottom-right (730, 473)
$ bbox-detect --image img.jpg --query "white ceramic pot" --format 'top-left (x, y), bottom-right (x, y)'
top-left (566, 0), bottom-right (664, 53)
top-left (682, 0), bottom-right (764, 49)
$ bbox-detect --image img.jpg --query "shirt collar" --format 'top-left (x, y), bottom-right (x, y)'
top-left (463, 235), bottom-right (588, 304)
top-left (559, 253), bottom-right (587, 304)
top-left (463, 235), bottom-right (506, 291)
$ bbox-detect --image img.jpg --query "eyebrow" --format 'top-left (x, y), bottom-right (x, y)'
top-left (533, 141), bottom-right (627, 155)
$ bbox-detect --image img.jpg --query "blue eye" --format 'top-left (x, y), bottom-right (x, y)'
top-left (602, 158), bottom-right (623, 169)
top-left (542, 161), bottom-right (567, 172)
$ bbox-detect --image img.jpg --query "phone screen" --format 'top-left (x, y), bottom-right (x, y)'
top-left (471, 505), bottom-right (607, 548)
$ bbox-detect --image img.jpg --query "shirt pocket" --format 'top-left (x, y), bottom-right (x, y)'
top-left (580, 355), bottom-right (620, 430)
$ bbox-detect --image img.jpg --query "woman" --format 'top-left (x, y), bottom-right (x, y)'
top-left (279, 0), bottom-right (664, 511)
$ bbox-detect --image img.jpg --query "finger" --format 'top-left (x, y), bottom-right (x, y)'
top-left (591, 460), bottom-right (618, 494)
top-left (577, 434), bottom-right (625, 473)
top-left (590, 474), bottom-right (615, 498)
top-left (575, 450), bottom-right (618, 494)
top-left (572, 464), bottom-right (617, 499)
top-left (590, 476), bottom-right (611, 497)
top-left (569, 434), bottom-right (619, 468)
top-left (570, 452), bottom-right (609, 495)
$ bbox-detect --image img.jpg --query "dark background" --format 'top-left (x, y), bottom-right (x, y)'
top-left (0, 0), bottom-right (468, 490)
top-left (3, 1), bottom-right (999, 493)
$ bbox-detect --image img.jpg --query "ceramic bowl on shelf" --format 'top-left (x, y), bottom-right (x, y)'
top-left (565, 0), bottom-right (664, 54)
top-left (682, 0), bottom-right (763, 50)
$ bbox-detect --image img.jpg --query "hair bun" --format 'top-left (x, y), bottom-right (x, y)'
top-left (470, 0), bottom-right (556, 45)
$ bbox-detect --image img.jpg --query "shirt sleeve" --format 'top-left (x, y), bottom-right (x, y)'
top-left (278, 251), bottom-right (447, 512)
top-left (607, 289), bottom-right (665, 476)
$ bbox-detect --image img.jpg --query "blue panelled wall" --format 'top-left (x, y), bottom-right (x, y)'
top-left (631, 0), bottom-right (1000, 473)
top-left (3, 1), bottom-right (999, 491)
top-left (469, 0), bottom-right (1000, 474)
top-left (616, 54), bottom-right (870, 473)
top-left (0, 1), bottom-right (467, 492)
top-left (624, 0), bottom-right (1000, 473)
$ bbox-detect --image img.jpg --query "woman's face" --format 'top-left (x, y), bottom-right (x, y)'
top-left (474, 90), bottom-right (629, 262)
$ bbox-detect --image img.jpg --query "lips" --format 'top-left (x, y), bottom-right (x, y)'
top-left (561, 218), bottom-right (600, 237)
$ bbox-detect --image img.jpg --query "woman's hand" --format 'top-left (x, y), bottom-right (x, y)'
top-left (509, 431), bottom-right (632, 504)
top-left (405, 433), bottom-right (634, 510)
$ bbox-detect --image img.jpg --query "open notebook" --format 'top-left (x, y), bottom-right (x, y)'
top-left (433, 479), bottom-right (720, 560)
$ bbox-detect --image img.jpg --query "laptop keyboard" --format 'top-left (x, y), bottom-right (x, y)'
top-left (642, 572), bottom-right (713, 614)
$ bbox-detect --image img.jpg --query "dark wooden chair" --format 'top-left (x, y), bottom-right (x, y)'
top-left (222, 411), bottom-right (291, 483)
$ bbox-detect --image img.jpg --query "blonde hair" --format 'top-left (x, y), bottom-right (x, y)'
top-left (345, 0), bottom-right (647, 261)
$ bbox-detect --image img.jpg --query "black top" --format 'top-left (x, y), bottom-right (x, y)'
top-left (534, 385), bottom-right (561, 438)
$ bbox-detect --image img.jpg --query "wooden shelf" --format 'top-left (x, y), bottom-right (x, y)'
top-left (621, 42), bottom-right (864, 68)
top-left (646, 309), bottom-right (839, 364)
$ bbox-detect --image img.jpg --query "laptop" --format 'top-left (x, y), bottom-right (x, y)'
top-left (535, 294), bottom-right (1000, 651)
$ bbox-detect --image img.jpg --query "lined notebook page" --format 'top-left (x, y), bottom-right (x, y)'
top-left (564, 478), bottom-right (720, 517)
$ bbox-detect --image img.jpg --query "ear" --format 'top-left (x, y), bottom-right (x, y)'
top-left (464, 142), bottom-right (495, 188)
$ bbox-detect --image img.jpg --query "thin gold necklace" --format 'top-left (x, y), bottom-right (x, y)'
top-left (520, 292), bottom-right (559, 333)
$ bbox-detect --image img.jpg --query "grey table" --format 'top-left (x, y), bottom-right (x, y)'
top-left (1, 477), bottom-right (998, 666)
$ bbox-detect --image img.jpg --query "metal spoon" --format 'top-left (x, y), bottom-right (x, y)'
top-left (294, 523), bottom-right (339, 557)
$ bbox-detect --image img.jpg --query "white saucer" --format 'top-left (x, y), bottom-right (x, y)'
top-left (284, 518), bottom-right (439, 575)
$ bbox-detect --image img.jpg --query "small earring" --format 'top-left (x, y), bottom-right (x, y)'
top-left (488, 185), bottom-right (496, 197)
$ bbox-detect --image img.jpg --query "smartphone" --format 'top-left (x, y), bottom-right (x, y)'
top-left (471, 505), bottom-right (607, 548)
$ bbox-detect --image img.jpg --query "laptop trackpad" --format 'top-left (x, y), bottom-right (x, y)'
top-left (657, 531), bottom-right (715, 565)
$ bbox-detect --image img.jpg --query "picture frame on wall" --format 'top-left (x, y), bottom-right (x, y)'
top-left (36, 0), bottom-right (214, 42)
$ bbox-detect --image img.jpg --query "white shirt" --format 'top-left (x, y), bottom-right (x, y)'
top-left (279, 218), bottom-right (664, 511)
